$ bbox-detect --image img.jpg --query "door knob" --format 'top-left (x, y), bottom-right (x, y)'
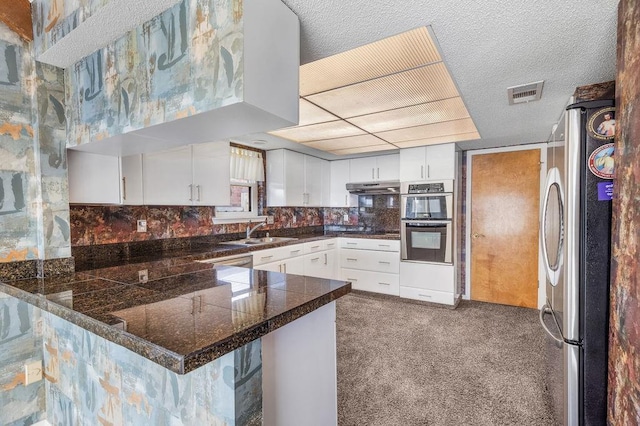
top-left (472, 233), bottom-right (485, 239)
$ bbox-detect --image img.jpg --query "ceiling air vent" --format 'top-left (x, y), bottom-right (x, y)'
top-left (507, 80), bottom-right (544, 105)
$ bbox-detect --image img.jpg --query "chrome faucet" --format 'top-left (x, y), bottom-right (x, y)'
top-left (246, 222), bottom-right (266, 239)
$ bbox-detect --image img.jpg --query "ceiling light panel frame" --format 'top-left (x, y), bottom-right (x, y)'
top-left (300, 27), bottom-right (441, 97)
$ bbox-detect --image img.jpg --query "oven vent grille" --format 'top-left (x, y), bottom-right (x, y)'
top-left (507, 81), bottom-right (544, 105)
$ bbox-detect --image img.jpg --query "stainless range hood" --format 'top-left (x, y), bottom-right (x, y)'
top-left (346, 181), bottom-right (400, 195)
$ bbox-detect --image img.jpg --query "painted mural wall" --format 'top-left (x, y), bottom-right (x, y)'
top-left (0, 293), bottom-right (46, 426)
top-left (43, 309), bottom-right (261, 425)
top-left (42, 0), bottom-right (245, 149)
top-left (31, 0), bottom-right (117, 58)
top-left (608, 0), bottom-right (640, 423)
top-left (0, 23), bottom-right (71, 264)
top-left (0, 26), bottom-right (40, 262)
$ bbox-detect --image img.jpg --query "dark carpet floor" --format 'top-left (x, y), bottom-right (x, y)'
top-left (336, 292), bottom-right (558, 426)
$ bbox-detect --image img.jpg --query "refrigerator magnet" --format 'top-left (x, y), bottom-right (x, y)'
top-left (587, 107), bottom-right (616, 141)
top-left (597, 182), bottom-right (614, 201)
top-left (588, 143), bottom-right (615, 179)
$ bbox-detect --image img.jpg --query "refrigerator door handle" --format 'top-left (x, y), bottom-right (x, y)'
top-left (539, 305), bottom-right (564, 349)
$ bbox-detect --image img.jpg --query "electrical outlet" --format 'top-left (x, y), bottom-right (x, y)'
top-left (24, 361), bottom-right (43, 385)
top-left (266, 216), bottom-right (274, 225)
top-left (343, 214), bottom-right (349, 222)
top-left (138, 269), bottom-right (149, 283)
top-left (137, 220), bottom-right (147, 232)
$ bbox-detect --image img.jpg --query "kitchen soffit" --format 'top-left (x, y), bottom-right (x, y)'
top-left (268, 26), bottom-right (480, 155)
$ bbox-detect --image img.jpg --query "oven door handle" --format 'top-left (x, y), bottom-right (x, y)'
top-left (402, 221), bottom-right (451, 227)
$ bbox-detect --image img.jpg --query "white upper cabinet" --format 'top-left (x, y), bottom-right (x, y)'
top-left (192, 142), bottom-right (231, 206)
top-left (143, 141), bottom-right (230, 206)
top-left (120, 154), bottom-right (144, 205)
top-left (376, 154), bottom-right (400, 181)
top-left (68, 150), bottom-right (122, 204)
top-left (329, 159), bottom-right (357, 207)
top-left (399, 143), bottom-right (456, 181)
top-left (349, 154), bottom-right (399, 183)
top-left (267, 149), bottom-right (327, 207)
top-left (304, 155), bottom-right (324, 206)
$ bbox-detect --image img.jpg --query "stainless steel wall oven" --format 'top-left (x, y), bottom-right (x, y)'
top-left (401, 180), bottom-right (454, 264)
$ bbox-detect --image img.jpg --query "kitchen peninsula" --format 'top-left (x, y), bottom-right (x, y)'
top-left (0, 238), bottom-right (352, 425)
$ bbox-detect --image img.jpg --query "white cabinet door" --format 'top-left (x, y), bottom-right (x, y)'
top-left (321, 160), bottom-right (331, 208)
top-left (425, 143), bottom-right (455, 180)
top-left (349, 157), bottom-right (377, 183)
top-left (143, 146), bottom-right (192, 205)
top-left (304, 252), bottom-right (325, 278)
top-left (283, 257), bottom-right (305, 275)
top-left (375, 154), bottom-right (399, 181)
top-left (192, 141), bottom-right (230, 206)
top-left (304, 155), bottom-right (324, 206)
top-left (267, 149), bottom-right (305, 206)
top-left (121, 154), bottom-right (143, 205)
top-left (266, 150), bottom-right (286, 207)
top-left (254, 260), bottom-right (284, 273)
top-left (399, 147), bottom-right (426, 182)
top-left (67, 150), bottom-right (121, 204)
top-left (329, 160), bottom-right (356, 207)
top-left (285, 151), bottom-right (305, 206)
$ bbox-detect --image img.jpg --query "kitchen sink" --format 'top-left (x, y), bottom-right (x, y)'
top-left (220, 237), bottom-right (298, 246)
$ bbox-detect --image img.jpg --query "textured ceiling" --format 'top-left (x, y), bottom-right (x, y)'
top-left (233, 0), bottom-right (618, 158)
top-left (37, 0), bottom-right (182, 67)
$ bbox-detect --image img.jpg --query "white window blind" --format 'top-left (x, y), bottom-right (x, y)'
top-left (230, 147), bottom-right (265, 182)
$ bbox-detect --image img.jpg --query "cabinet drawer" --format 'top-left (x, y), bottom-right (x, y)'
top-left (304, 241), bottom-right (326, 254)
top-left (399, 286), bottom-right (455, 305)
top-left (341, 269), bottom-right (399, 296)
top-left (324, 239), bottom-right (338, 251)
top-left (253, 244), bottom-right (304, 265)
top-left (340, 250), bottom-right (399, 273)
top-left (399, 262), bottom-right (454, 292)
top-left (340, 238), bottom-right (399, 252)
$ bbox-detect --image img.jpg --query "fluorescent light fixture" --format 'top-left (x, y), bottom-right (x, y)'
top-left (300, 27), bottom-right (441, 97)
top-left (270, 120), bottom-right (365, 143)
top-left (298, 99), bottom-right (339, 126)
top-left (306, 63), bottom-right (458, 119)
top-left (347, 97), bottom-right (470, 133)
top-left (328, 144), bottom-right (396, 155)
top-left (392, 131), bottom-right (480, 148)
top-left (270, 26), bottom-right (480, 156)
top-left (302, 134), bottom-right (384, 151)
top-left (375, 118), bottom-right (477, 143)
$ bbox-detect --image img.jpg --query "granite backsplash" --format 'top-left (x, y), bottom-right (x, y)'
top-left (69, 196), bottom-right (401, 269)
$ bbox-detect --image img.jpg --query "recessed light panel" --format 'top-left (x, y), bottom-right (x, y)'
top-left (268, 26), bottom-right (480, 156)
top-left (393, 132), bottom-right (480, 148)
top-left (329, 144), bottom-right (396, 155)
top-left (306, 63), bottom-right (458, 119)
top-left (298, 99), bottom-right (339, 126)
top-left (300, 27), bottom-right (441, 97)
top-left (347, 97), bottom-right (471, 133)
top-left (376, 118), bottom-right (477, 143)
top-left (302, 134), bottom-right (384, 151)
top-left (269, 120), bottom-right (365, 143)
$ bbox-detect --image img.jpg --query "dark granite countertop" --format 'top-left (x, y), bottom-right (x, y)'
top-left (0, 233), bottom-right (400, 374)
top-left (0, 263), bottom-right (350, 374)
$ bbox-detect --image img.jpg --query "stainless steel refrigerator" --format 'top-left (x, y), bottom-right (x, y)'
top-left (540, 97), bottom-right (614, 425)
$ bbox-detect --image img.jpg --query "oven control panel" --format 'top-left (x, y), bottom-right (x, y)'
top-left (407, 183), bottom-right (445, 194)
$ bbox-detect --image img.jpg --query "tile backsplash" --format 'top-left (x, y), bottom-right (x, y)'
top-left (70, 199), bottom-right (400, 247)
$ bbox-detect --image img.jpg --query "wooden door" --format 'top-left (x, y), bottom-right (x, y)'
top-left (470, 149), bottom-right (540, 308)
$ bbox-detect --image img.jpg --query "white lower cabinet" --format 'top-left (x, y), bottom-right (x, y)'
top-left (340, 269), bottom-right (399, 296)
top-left (339, 238), bottom-right (400, 296)
top-left (253, 239), bottom-right (337, 279)
top-left (399, 262), bottom-right (456, 305)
